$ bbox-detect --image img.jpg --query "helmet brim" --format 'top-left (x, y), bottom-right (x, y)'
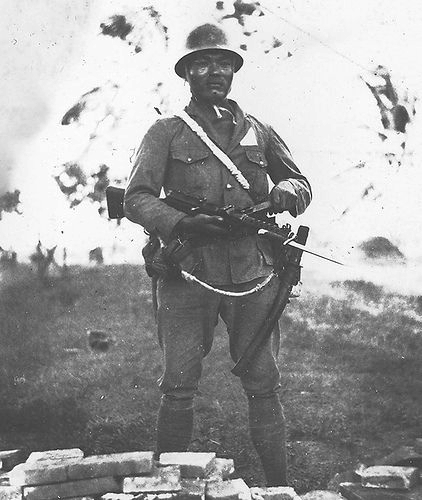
top-left (175, 48), bottom-right (243, 78)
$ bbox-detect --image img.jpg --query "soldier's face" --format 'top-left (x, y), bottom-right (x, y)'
top-left (185, 50), bottom-right (234, 104)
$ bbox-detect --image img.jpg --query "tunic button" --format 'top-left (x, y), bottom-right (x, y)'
top-left (226, 183), bottom-right (233, 190)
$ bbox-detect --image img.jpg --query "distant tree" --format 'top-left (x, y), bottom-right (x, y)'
top-left (87, 165), bottom-right (110, 215)
top-left (55, 163), bottom-right (111, 215)
top-left (0, 189), bottom-right (21, 220)
top-left (54, 162), bottom-right (87, 208)
top-left (29, 241), bottom-right (59, 284)
top-left (89, 247), bottom-right (104, 265)
top-left (0, 246), bottom-right (17, 267)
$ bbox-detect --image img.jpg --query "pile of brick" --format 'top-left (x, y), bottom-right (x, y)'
top-left (2, 439), bottom-right (421, 500)
top-left (331, 437), bottom-right (422, 499)
top-left (0, 448), bottom-right (302, 500)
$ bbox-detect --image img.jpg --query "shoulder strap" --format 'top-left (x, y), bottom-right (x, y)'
top-left (176, 110), bottom-right (251, 192)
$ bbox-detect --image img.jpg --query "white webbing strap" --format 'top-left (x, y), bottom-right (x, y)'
top-left (181, 270), bottom-right (275, 297)
top-left (176, 111), bottom-right (273, 296)
top-left (176, 110), bottom-right (251, 191)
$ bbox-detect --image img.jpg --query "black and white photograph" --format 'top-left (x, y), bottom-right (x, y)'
top-left (1, 1), bottom-right (421, 498)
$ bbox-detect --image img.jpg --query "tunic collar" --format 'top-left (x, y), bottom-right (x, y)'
top-left (185, 98), bottom-right (251, 153)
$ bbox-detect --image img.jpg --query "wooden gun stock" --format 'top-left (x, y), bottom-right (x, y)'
top-left (105, 186), bottom-right (125, 219)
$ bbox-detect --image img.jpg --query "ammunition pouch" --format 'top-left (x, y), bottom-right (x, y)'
top-left (142, 233), bottom-right (194, 279)
top-left (142, 233), bottom-right (164, 278)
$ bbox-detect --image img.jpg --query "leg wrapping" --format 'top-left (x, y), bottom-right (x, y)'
top-left (248, 393), bottom-right (288, 486)
top-left (156, 395), bottom-right (194, 454)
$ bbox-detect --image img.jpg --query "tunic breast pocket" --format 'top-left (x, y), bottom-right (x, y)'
top-left (171, 147), bottom-right (209, 166)
top-left (244, 147), bottom-right (268, 170)
top-left (243, 147), bottom-right (269, 199)
top-left (168, 147), bottom-right (210, 192)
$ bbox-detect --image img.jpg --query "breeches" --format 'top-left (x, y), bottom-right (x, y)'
top-left (156, 275), bottom-right (281, 399)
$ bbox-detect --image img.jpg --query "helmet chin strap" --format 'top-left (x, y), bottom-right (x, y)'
top-left (191, 92), bottom-right (225, 107)
top-left (213, 104), bottom-right (237, 124)
top-left (213, 105), bottom-right (223, 118)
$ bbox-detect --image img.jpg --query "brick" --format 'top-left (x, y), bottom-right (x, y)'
top-left (102, 495), bottom-right (138, 500)
top-left (205, 459), bottom-right (235, 481)
top-left (359, 465), bottom-right (419, 490)
top-left (340, 482), bottom-right (422, 500)
top-left (65, 497), bottom-right (97, 500)
top-left (11, 450), bottom-right (154, 486)
top-left (178, 479), bottom-right (206, 500)
top-left (9, 461), bottom-right (70, 486)
top-left (377, 445), bottom-right (422, 468)
top-left (26, 448), bottom-right (84, 463)
top-left (250, 486), bottom-right (301, 500)
top-left (0, 484), bottom-right (21, 500)
top-left (123, 465), bottom-right (181, 493)
top-left (301, 491), bottom-right (344, 500)
top-left (0, 449), bottom-right (26, 471)
top-left (327, 471), bottom-right (360, 492)
top-left (160, 452), bottom-right (216, 478)
top-left (206, 478), bottom-right (251, 500)
top-left (68, 451), bottom-right (154, 480)
top-left (106, 481), bottom-right (204, 500)
top-left (22, 476), bottom-right (122, 500)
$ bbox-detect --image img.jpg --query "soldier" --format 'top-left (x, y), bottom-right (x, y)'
top-left (124, 23), bottom-right (312, 486)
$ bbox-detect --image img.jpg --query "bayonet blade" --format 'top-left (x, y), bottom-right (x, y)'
top-left (287, 240), bottom-right (345, 266)
top-left (258, 229), bottom-right (345, 266)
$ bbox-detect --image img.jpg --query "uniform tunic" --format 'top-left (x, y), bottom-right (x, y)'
top-left (124, 98), bottom-right (312, 285)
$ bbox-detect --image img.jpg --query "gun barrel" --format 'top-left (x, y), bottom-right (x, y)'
top-left (241, 201), bottom-right (272, 215)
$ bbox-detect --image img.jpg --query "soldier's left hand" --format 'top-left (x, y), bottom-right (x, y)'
top-left (269, 181), bottom-right (298, 213)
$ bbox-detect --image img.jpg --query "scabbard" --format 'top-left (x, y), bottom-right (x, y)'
top-left (231, 225), bottom-right (309, 377)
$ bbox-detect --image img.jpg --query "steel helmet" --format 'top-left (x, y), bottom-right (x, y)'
top-left (175, 23), bottom-right (244, 78)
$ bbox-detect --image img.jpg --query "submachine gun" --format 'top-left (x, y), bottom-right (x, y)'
top-left (105, 186), bottom-right (342, 377)
top-left (106, 186), bottom-right (342, 265)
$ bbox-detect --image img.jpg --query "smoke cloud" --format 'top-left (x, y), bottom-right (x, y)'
top-left (0, 0), bottom-right (93, 194)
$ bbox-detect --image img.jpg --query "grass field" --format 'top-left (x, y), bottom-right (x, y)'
top-left (1, 264), bottom-right (422, 493)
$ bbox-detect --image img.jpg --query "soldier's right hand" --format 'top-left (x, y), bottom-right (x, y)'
top-left (175, 214), bottom-right (230, 236)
